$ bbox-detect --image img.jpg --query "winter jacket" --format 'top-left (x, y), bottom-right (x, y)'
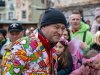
top-left (70, 22), bottom-right (92, 55)
top-left (70, 53), bottom-right (100, 75)
top-left (70, 65), bottom-right (100, 75)
top-left (91, 20), bottom-right (100, 35)
top-left (2, 29), bottom-right (57, 75)
top-left (57, 52), bottom-right (73, 75)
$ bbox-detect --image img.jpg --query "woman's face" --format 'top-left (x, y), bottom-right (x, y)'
top-left (96, 16), bottom-right (100, 23)
top-left (55, 42), bottom-right (64, 55)
top-left (62, 30), bottom-right (69, 40)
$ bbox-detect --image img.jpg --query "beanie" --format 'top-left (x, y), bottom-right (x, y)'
top-left (95, 7), bottom-right (100, 19)
top-left (40, 8), bottom-right (67, 28)
top-left (0, 29), bottom-right (7, 38)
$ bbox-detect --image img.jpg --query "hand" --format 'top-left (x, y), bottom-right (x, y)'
top-left (80, 42), bottom-right (87, 50)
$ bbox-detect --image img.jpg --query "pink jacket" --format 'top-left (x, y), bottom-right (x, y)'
top-left (91, 20), bottom-right (100, 35)
top-left (70, 65), bottom-right (100, 75)
top-left (68, 37), bottom-right (83, 70)
top-left (70, 53), bottom-right (100, 75)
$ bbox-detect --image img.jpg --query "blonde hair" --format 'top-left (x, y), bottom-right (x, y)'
top-left (93, 31), bottom-right (100, 45)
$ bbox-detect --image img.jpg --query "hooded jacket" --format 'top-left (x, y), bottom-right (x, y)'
top-left (2, 29), bottom-right (57, 75)
top-left (70, 22), bottom-right (92, 55)
top-left (70, 53), bottom-right (100, 75)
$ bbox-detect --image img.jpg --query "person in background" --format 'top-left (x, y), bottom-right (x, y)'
top-left (70, 47), bottom-right (100, 75)
top-left (7, 23), bottom-right (24, 43)
top-left (0, 29), bottom-right (8, 58)
top-left (1, 23), bottom-right (24, 73)
top-left (62, 29), bottom-right (71, 42)
top-left (86, 19), bottom-right (91, 31)
top-left (54, 37), bottom-right (73, 75)
top-left (2, 8), bottom-right (67, 75)
top-left (29, 27), bottom-right (35, 34)
top-left (69, 11), bottom-right (92, 55)
top-left (90, 31), bottom-right (100, 52)
top-left (91, 7), bottom-right (100, 35)
top-left (25, 29), bottom-right (30, 36)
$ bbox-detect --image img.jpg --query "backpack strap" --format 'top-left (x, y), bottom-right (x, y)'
top-left (83, 31), bottom-right (87, 42)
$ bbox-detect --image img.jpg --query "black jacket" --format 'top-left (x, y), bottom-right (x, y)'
top-left (57, 52), bottom-right (73, 75)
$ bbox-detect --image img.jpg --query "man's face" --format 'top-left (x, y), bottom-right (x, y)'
top-left (0, 33), bottom-right (4, 42)
top-left (8, 31), bottom-right (23, 42)
top-left (42, 23), bottom-right (65, 43)
top-left (69, 14), bottom-right (81, 30)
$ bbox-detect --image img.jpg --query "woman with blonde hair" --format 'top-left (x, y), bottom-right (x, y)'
top-left (93, 31), bottom-right (100, 45)
top-left (91, 31), bottom-right (100, 52)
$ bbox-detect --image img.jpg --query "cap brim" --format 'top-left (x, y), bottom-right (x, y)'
top-left (9, 29), bottom-right (22, 33)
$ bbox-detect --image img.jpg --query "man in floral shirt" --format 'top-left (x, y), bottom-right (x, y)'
top-left (2, 8), bottom-right (67, 75)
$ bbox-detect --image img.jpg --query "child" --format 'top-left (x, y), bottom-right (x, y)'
top-left (54, 37), bottom-right (73, 75)
top-left (70, 47), bottom-right (100, 75)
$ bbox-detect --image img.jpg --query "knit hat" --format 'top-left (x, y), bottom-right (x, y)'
top-left (8, 23), bottom-right (23, 32)
top-left (95, 7), bottom-right (100, 19)
top-left (40, 8), bottom-right (67, 28)
top-left (0, 29), bottom-right (7, 38)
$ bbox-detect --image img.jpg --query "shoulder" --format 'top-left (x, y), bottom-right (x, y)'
top-left (13, 36), bottom-right (31, 49)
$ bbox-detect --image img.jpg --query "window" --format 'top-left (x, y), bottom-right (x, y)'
top-left (22, 10), bottom-right (26, 19)
top-left (41, 0), bottom-right (45, 3)
top-left (10, 4), bottom-right (14, 10)
top-left (8, 12), bottom-right (13, 20)
top-left (0, 13), bottom-right (6, 20)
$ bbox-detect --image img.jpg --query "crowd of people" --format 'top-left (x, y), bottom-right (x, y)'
top-left (0, 7), bottom-right (100, 75)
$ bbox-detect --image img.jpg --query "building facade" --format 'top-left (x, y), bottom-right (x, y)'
top-left (0, 0), bottom-right (47, 30)
top-left (50, 0), bottom-right (100, 25)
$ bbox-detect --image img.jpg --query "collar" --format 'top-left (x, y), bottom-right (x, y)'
top-left (38, 30), bottom-right (51, 51)
top-left (71, 28), bottom-right (79, 33)
top-left (38, 30), bottom-right (51, 64)
top-left (38, 29), bottom-right (55, 49)
top-left (39, 30), bottom-right (57, 74)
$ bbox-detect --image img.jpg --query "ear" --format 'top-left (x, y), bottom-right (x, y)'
top-left (41, 26), bottom-right (47, 31)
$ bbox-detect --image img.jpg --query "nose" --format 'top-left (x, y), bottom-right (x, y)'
top-left (55, 47), bottom-right (59, 51)
top-left (58, 29), bottom-right (63, 35)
